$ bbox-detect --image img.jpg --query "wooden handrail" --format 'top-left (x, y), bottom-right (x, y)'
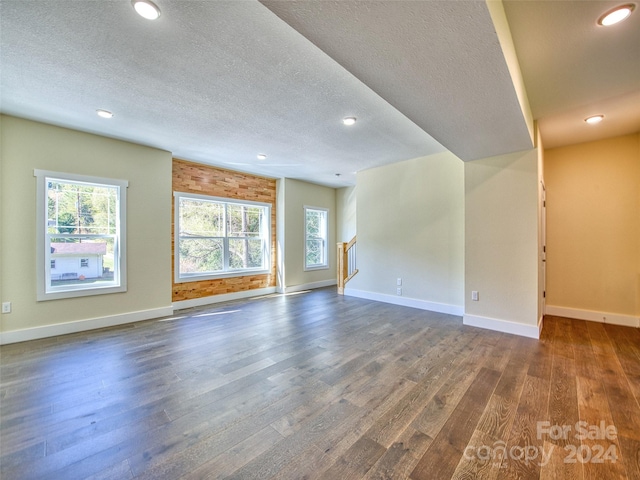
top-left (337, 235), bottom-right (358, 294)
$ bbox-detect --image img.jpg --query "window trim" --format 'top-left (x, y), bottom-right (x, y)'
top-left (35, 170), bottom-right (128, 301)
top-left (304, 205), bottom-right (329, 271)
top-left (174, 192), bottom-right (271, 283)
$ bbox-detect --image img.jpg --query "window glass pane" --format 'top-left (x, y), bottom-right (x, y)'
top-left (227, 204), bottom-right (262, 238)
top-left (48, 236), bottom-right (116, 287)
top-left (175, 194), bottom-right (270, 280)
top-left (179, 198), bottom-right (223, 237)
top-left (37, 171), bottom-right (127, 301)
top-left (47, 180), bottom-right (117, 235)
top-left (229, 238), bottom-right (263, 269)
top-left (306, 239), bottom-right (324, 266)
top-left (306, 210), bottom-right (322, 237)
top-left (305, 207), bottom-right (327, 269)
top-left (179, 238), bottom-right (223, 274)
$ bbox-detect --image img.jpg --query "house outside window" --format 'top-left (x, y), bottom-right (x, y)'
top-left (304, 206), bottom-right (328, 270)
top-left (35, 170), bottom-right (127, 300)
top-left (175, 192), bottom-right (271, 282)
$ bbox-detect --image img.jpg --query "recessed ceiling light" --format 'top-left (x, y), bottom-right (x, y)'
top-left (597, 4), bottom-right (635, 26)
top-left (96, 109), bottom-right (114, 119)
top-left (132, 0), bottom-right (161, 20)
top-left (585, 114), bottom-right (604, 124)
top-left (257, 154), bottom-right (267, 160)
top-left (342, 117), bottom-right (357, 126)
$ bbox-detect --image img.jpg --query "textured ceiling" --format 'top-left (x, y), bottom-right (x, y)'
top-left (1, 0), bottom-right (445, 187)
top-left (1, 0), bottom-right (637, 184)
top-left (260, 0), bottom-right (534, 161)
top-left (504, 0), bottom-right (640, 149)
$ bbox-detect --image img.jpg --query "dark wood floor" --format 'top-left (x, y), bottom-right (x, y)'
top-left (1, 288), bottom-right (639, 479)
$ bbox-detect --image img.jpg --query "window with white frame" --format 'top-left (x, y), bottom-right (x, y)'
top-left (304, 206), bottom-right (328, 270)
top-left (35, 170), bottom-right (127, 301)
top-left (175, 193), bottom-right (270, 281)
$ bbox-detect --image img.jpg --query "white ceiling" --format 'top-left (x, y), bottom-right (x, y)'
top-left (503, 0), bottom-right (640, 149)
top-left (1, 1), bottom-right (638, 186)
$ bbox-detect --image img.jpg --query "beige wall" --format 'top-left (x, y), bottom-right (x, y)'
top-left (280, 178), bottom-right (337, 290)
top-left (464, 148), bottom-right (540, 330)
top-left (0, 116), bottom-right (173, 337)
top-left (348, 152), bottom-right (465, 310)
top-left (336, 185), bottom-right (356, 243)
top-left (545, 133), bottom-right (640, 318)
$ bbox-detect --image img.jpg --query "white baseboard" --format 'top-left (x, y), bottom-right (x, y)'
top-left (280, 279), bottom-right (337, 294)
top-left (463, 314), bottom-right (542, 339)
top-left (0, 306), bottom-right (174, 345)
top-left (173, 287), bottom-right (277, 310)
top-left (344, 288), bottom-right (464, 316)
top-left (545, 305), bottom-right (640, 328)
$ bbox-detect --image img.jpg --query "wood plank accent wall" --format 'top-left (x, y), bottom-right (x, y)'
top-left (172, 158), bottom-right (277, 302)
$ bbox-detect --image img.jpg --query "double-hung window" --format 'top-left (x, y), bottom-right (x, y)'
top-left (35, 170), bottom-right (127, 300)
top-left (304, 206), bottom-right (328, 270)
top-left (175, 193), bottom-right (270, 281)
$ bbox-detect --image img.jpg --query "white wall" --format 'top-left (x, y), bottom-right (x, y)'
top-left (464, 148), bottom-right (541, 338)
top-left (346, 152), bottom-right (465, 314)
top-left (280, 178), bottom-right (337, 291)
top-left (0, 116), bottom-right (173, 343)
top-left (336, 186), bottom-right (356, 243)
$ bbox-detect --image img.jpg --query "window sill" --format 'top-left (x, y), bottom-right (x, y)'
top-left (175, 268), bottom-right (271, 283)
top-left (38, 284), bottom-right (126, 301)
top-left (304, 265), bottom-right (330, 272)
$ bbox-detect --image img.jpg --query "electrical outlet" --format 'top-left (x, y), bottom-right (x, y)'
top-left (396, 278), bottom-right (402, 286)
top-left (2, 302), bottom-right (11, 314)
top-left (471, 291), bottom-right (479, 301)
top-left (396, 287), bottom-right (402, 296)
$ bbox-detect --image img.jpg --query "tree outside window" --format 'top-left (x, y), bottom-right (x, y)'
top-left (175, 193), bottom-right (270, 281)
top-left (35, 170), bottom-right (127, 301)
top-left (305, 207), bottom-right (328, 270)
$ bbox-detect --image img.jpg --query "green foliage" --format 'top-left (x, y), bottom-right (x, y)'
top-left (57, 212), bottom-right (77, 234)
top-left (47, 180), bottom-right (117, 235)
top-left (305, 209), bottom-right (326, 267)
top-left (179, 198), bottom-right (266, 274)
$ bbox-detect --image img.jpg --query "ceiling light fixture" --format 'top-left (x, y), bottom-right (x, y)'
top-left (132, 0), bottom-right (161, 20)
top-left (597, 4), bottom-right (635, 26)
top-left (257, 154), bottom-right (267, 160)
top-left (585, 114), bottom-right (604, 124)
top-left (342, 117), bottom-right (357, 126)
top-left (96, 109), bottom-right (114, 119)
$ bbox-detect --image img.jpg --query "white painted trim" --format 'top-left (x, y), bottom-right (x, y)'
top-left (545, 305), bottom-right (640, 328)
top-left (172, 287), bottom-right (277, 310)
top-left (280, 279), bottom-right (337, 294)
top-left (463, 314), bottom-right (542, 339)
top-left (344, 288), bottom-right (464, 316)
top-left (0, 306), bottom-right (174, 345)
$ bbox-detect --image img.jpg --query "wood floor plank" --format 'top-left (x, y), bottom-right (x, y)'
top-left (317, 437), bottom-right (386, 480)
top-left (410, 367), bottom-right (502, 480)
top-left (576, 375), bottom-right (626, 480)
top-left (450, 429), bottom-right (502, 480)
top-left (1, 291), bottom-right (639, 479)
top-left (495, 374), bottom-right (549, 480)
top-left (585, 321), bottom-right (640, 441)
top-left (410, 339), bottom-right (500, 439)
